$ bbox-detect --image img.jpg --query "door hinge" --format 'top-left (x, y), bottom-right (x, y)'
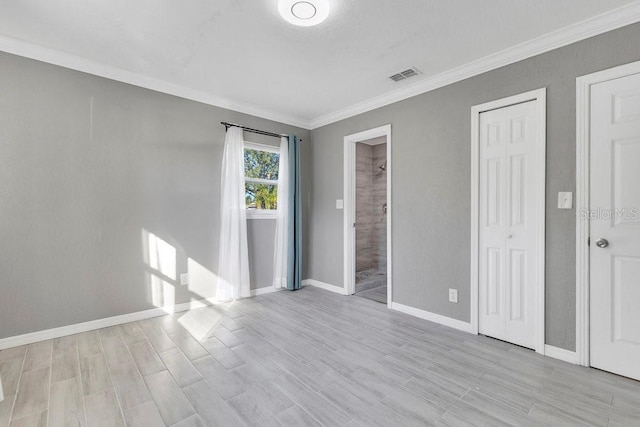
top-left (587, 237), bottom-right (590, 246)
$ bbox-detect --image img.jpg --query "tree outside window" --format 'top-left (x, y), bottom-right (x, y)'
top-left (244, 145), bottom-right (280, 212)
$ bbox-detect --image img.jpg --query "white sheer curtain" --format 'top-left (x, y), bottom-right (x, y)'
top-left (217, 126), bottom-right (250, 302)
top-left (273, 137), bottom-right (289, 288)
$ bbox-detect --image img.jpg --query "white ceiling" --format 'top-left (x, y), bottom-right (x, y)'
top-left (0, 0), bottom-right (638, 128)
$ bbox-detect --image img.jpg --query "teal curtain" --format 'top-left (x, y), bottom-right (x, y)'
top-left (287, 136), bottom-right (302, 290)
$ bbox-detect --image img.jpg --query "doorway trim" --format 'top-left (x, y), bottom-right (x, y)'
top-left (575, 60), bottom-right (640, 367)
top-left (470, 88), bottom-right (547, 355)
top-left (344, 124), bottom-right (392, 307)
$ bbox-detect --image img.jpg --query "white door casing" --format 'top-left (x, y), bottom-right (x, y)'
top-left (588, 73), bottom-right (640, 381)
top-left (471, 88), bottom-right (546, 354)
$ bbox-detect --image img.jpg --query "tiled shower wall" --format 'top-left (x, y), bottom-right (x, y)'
top-left (372, 143), bottom-right (387, 272)
top-left (355, 141), bottom-right (387, 273)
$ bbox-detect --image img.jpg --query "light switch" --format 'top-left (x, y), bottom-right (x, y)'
top-left (336, 199), bottom-right (344, 209)
top-left (558, 192), bottom-right (573, 209)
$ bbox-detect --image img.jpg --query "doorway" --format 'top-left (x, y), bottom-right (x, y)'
top-left (577, 61), bottom-right (640, 380)
top-left (344, 125), bottom-right (392, 307)
top-left (471, 89), bottom-right (546, 354)
top-left (354, 138), bottom-right (387, 303)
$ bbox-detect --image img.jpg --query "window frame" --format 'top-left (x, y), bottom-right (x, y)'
top-left (243, 141), bottom-right (280, 220)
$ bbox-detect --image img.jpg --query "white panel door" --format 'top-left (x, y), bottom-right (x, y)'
top-left (590, 73), bottom-right (640, 380)
top-left (479, 100), bottom-right (539, 349)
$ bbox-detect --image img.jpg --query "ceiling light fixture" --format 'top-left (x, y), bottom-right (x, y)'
top-left (278, 0), bottom-right (329, 27)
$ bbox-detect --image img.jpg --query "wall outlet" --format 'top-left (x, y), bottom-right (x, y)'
top-left (449, 288), bottom-right (458, 303)
top-left (180, 273), bottom-right (189, 286)
top-left (336, 199), bottom-right (344, 209)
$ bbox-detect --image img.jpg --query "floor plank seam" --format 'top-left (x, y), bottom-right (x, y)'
top-left (7, 348), bottom-right (27, 425)
top-left (75, 340), bottom-right (89, 427)
top-left (45, 339), bottom-right (53, 427)
top-left (97, 329), bottom-right (126, 426)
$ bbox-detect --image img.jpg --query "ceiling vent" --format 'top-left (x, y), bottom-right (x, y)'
top-left (389, 67), bottom-right (421, 82)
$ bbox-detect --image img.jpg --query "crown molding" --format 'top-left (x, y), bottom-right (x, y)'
top-left (309, 1), bottom-right (640, 129)
top-left (2, 2), bottom-right (640, 132)
top-left (0, 35), bottom-right (312, 130)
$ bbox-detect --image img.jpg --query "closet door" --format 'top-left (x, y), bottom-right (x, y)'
top-left (479, 100), bottom-right (539, 349)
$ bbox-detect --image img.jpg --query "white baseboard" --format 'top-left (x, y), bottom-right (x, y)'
top-left (390, 302), bottom-right (474, 334)
top-left (302, 279), bottom-right (349, 296)
top-left (304, 281), bottom-right (473, 334)
top-left (387, 303), bottom-right (579, 364)
top-left (0, 297), bottom-right (217, 350)
top-left (250, 286), bottom-right (281, 297)
top-left (544, 344), bottom-right (578, 364)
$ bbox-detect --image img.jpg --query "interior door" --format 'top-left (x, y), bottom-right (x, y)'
top-left (590, 73), bottom-right (640, 380)
top-left (479, 100), bottom-right (540, 349)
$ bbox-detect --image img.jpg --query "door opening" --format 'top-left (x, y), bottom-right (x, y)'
top-left (353, 138), bottom-right (387, 304)
top-left (344, 125), bottom-right (392, 307)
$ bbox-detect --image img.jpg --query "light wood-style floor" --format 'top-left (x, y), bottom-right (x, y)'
top-left (355, 285), bottom-right (387, 304)
top-left (1, 286), bottom-right (639, 426)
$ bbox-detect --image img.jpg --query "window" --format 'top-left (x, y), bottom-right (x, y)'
top-left (244, 142), bottom-right (280, 218)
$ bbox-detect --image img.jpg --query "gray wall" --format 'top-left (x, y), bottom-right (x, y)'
top-left (0, 52), bottom-right (309, 339)
top-left (306, 22), bottom-right (640, 351)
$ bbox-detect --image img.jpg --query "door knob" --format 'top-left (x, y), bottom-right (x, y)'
top-left (595, 238), bottom-right (609, 248)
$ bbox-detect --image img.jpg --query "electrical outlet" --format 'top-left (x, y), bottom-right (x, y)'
top-left (180, 273), bottom-right (189, 286)
top-left (449, 288), bottom-right (458, 303)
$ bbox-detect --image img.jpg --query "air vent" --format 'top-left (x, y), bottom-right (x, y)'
top-left (389, 67), bottom-right (421, 82)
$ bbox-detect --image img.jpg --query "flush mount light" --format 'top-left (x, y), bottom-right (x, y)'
top-left (278, 0), bottom-right (329, 27)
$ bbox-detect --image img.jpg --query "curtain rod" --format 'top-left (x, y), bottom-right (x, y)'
top-left (221, 122), bottom-right (301, 141)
